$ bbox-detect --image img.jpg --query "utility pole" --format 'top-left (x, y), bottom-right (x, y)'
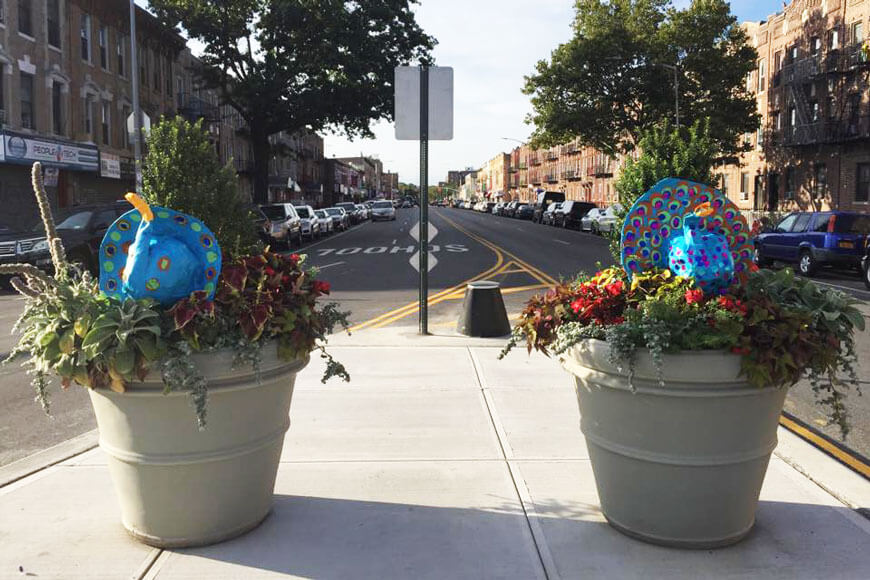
top-left (129, 0), bottom-right (143, 191)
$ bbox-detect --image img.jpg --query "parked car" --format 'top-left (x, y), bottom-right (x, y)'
top-left (324, 207), bottom-right (350, 231)
top-left (532, 191), bottom-right (566, 223)
top-left (594, 204), bottom-right (623, 234)
top-left (335, 202), bottom-right (360, 224)
top-left (515, 204), bottom-right (534, 220)
top-left (355, 204), bottom-right (370, 221)
top-left (501, 201), bottom-right (518, 218)
top-left (555, 201), bottom-right (598, 230)
top-left (293, 205), bottom-right (321, 240)
top-left (314, 209), bottom-right (334, 235)
top-left (1, 203), bottom-right (133, 275)
top-left (260, 203), bottom-right (303, 248)
top-left (862, 235), bottom-right (870, 289)
top-left (371, 200), bottom-right (397, 221)
top-left (493, 202), bottom-right (505, 215)
top-left (580, 207), bottom-right (606, 232)
top-left (754, 211), bottom-right (870, 276)
top-left (541, 202), bottom-right (563, 226)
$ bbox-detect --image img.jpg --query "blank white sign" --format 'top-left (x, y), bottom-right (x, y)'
top-left (395, 66), bottom-right (454, 141)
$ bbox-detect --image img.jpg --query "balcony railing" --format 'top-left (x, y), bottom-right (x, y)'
top-left (518, 162), bottom-right (528, 170)
top-left (546, 151), bottom-right (559, 161)
top-left (176, 92), bottom-right (221, 123)
top-left (529, 155), bottom-right (541, 166)
top-left (545, 173), bottom-right (558, 183)
top-left (593, 164), bottom-right (613, 177)
top-left (776, 116), bottom-right (870, 146)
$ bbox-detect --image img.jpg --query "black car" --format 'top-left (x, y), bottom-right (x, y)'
top-left (555, 201), bottom-right (598, 230)
top-left (862, 235), bottom-right (870, 289)
top-left (1, 203), bottom-right (129, 275)
top-left (532, 191), bottom-right (566, 223)
top-left (515, 204), bottom-right (534, 220)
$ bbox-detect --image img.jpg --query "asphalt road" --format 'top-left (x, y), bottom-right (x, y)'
top-left (1, 206), bottom-right (868, 473)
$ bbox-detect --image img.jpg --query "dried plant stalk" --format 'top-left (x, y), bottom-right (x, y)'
top-left (31, 162), bottom-right (67, 274)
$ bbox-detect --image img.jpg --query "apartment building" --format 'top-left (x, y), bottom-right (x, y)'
top-left (266, 131), bottom-right (324, 204)
top-left (335, 156), bottom-right (384, 198)
top-left (722, 0), bottom-right (870, 213)
top-left (322, 158), bottom-right (364, 206)
top-left (0, 0), bottom-right (198, 227)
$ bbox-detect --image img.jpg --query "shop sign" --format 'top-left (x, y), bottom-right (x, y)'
top-left (43, 167), bottom-right (59, 187)
top-left (100, 152), bottom-right (121, 179)
top-left (120, 157), bottom-right (136, 179)
top-left (0, 131), bottom-right (99, 171)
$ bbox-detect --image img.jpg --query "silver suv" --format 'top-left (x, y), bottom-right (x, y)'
top-left (260, 203), bottom-right (303, 248)
top-left (294, 205), bottom-right (321, 240)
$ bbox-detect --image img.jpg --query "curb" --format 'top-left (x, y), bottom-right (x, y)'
top-left (0, 429), bottom-right (98, 488)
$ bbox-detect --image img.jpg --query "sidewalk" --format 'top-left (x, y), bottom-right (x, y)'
top-left (1, 327), bottom-right (869, 579)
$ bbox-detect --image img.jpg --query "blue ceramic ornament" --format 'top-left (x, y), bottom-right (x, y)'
top-left (667, 202), bottom-right (735, 294)
top-left (99, 193), bottom-right (222, 305)
top-left (621, 178), bottom-right (753, 293)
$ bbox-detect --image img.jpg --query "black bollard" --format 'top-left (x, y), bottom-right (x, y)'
top-left (457, 281), bottom-right (511, 337)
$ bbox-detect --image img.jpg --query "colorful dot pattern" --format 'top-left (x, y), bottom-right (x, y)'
top-left (621, 178), bottom-right (752, 281)
top-left (98, 205), bottom-right (222, 303)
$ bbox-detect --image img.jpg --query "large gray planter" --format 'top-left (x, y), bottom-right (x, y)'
top-left (560, 339), bottom-right (787, 548)
top-left (88, 344), bottom-right (308, 548)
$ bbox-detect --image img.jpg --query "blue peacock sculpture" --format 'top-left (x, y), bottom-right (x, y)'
top-left (99, 193), bottom-right (222, 305)
top-left (620, 178), bottom-right (753, 293)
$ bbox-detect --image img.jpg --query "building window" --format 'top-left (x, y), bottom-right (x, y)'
top-left (152, 50), bottom-right (160, 89)
top-left (757, 60), bottom-right (765, 92)
top-left (99, 26), bottom-right (108, 69)
top-left (811, 37), bottom-right (821, 56)
top-left (829, 29), bottom-right (839, 50)
top-left (81, 13), bottom-right (91, 62)
top-left (18, 0), bottom-right (31, 36)
top-left (47, 0), bottom-right (60, 48)
top-left (813, 163), bottom-right (827, 198)
top-left (20, 72), bottom-right (33, 129)
top-left (811, 101), bottom-right (819, 122)
top-left (101, 101), bottom-right (110, 145)
top-left (775, 110), bottom-right (782, 130)
top-left (774, 51), bottom-right (782, 71)
top-left (122, 105), bottom-right (131, 149)
top-left (51, 82), bottom-right (62, 135)
top-left (740, 172), bottom-right (749, 200)
top-left (117, 35), bottom-right (125, 76)
top-left (857, 163), bottom-right (870, 203)
top-left (790, 45), bottom-right (798, 62)
top-left (721, 175), bottom-right (729, 196)
top-left (84, 96), bottom-right (93, 137)
top-left (851, 21), bottom-right (864, 44)
top-left (165, 57), bottom-right (172, 95)
top-left (785, 167), bottom-right (796, 200)
top-left (756, 127), bottom-right (763, 149)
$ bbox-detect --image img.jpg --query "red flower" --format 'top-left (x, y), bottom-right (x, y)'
top-left (289, 254), bottom-right (300, 264)
top-left (264, 266), bottom-right (276, 276)
top-left (685, 288), bottom-right (705, 305)
top-left (731, 346), bottom-right (751, 355)
top-left (605, 281), bottom-right (624, 297)
top-left (570, 298), bottom-right (585, 314)
top-left (313, 280), bottom-right (331, 295)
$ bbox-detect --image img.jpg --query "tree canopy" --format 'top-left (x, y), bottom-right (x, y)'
top-left (523, 0), bottom-right (758, 157)
top-left (149, 0), bottom-right (435, 203)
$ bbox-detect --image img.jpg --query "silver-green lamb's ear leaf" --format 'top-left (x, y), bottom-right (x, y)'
top-left (112, 347), bottom-right (135, 377)
top-left (843, 308), bottom-right (866, 332)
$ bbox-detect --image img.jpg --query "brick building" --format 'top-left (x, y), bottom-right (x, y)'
top-left (719, 0), bottom-right (869, 213)
top-left (335, 156), bottom-right (383, 198)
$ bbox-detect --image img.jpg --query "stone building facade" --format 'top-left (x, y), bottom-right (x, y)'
top-left (719, 0), bottom-right (869, 213)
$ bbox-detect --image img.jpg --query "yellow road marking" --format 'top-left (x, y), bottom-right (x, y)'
top-left (779, 415), bottom-right (870, 479)
top-left (438, 211), bottom-right (559, 286)
top-left (349, 210), bottom-right (559, 331)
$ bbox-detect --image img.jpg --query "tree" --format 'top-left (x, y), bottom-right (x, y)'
top-left (523, 0), bottom-right (758, 157)
top-left (150, 0), bottom-right (435, 204)
top-left (142, 116), bottom-right (258, 254)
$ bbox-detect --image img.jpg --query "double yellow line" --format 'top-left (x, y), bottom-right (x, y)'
top-left (348, 210), bottom-right (558, 331)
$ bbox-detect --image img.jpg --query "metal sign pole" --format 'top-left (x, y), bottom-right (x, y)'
top-left (129, 0), bottom-right (143, 192)
top-left (419, 65), bottom-right (429, 335)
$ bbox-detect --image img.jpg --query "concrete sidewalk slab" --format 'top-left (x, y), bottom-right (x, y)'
top-left (142, 461), bottom-right (545, 580)
top-left (0, 466), bottom-right (159, 580)
top-left (486, 388), bottom-right (588, 460)
top-left (470, 347), bottom-right (573, 390)
top-left (514, 457), bottom-right (870, 580)
top-left (282, 389), bottom-right (503, 461)
top-left (296, 346), bottom-right (480, 390)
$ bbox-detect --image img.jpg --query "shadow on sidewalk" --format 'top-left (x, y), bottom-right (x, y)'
top-left (158, 495), bottom-right (870, 579)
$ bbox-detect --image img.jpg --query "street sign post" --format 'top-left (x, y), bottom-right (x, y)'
top-left (395, 65), bottom-right (453, 335)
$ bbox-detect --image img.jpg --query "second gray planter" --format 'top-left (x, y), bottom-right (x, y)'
top-left (561, 339), bottom-right (787, 548)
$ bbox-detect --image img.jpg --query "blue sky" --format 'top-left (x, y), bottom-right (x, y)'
top-left (139, 1), bottom-right (788, 185)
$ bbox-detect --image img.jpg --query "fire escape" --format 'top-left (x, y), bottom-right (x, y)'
top-left (775, 42), bottom-right (870, 147)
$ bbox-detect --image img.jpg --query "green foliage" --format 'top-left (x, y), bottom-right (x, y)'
top-left (608, 119), bottom-right (719, 259)
top-left (523, 0), bottom-right (758, 156)
top-left (503, 266), bottom-right (864, 438)
top-left (149, 0), bottom-right (435, 201)
top-left (142, 116), bottom-right (258, 254)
